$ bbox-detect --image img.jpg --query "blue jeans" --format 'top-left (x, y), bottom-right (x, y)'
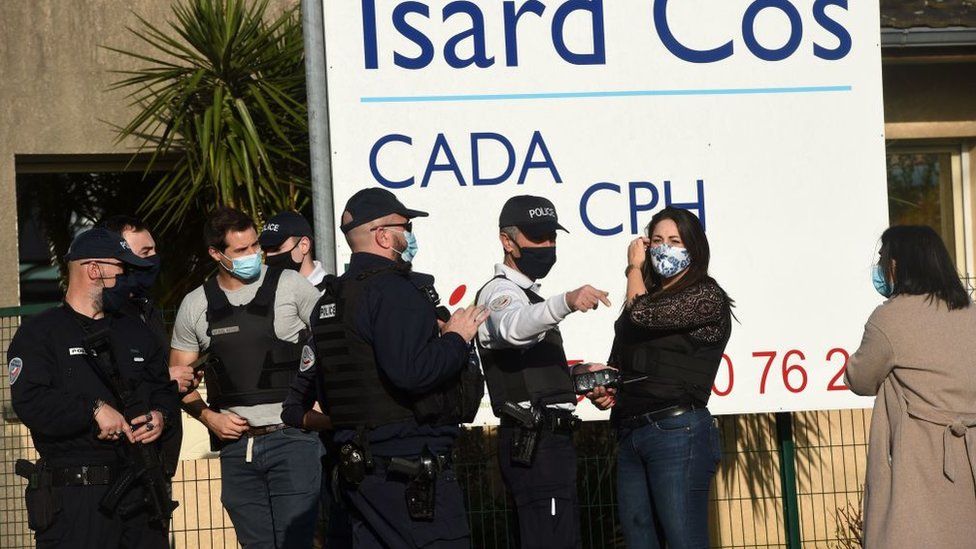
top-left (616, 408), bottom-right (721, 549)
top-left (220, 428), bottom-right (324, 548)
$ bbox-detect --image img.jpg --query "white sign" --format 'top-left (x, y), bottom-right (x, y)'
top-left (320, 0), bottom-right (887, 419)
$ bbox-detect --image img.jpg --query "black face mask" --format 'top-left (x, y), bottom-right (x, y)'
top-left (101, 277), bottom-right (130, 315)
top-left (265, 241), bottom-right (303, 271)
top-left (513, 245), bottom-right (557, 280)
top-left (128, 254), bottom-right (162, 298)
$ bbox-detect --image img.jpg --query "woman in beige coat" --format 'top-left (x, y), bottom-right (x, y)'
top-left (846, 225), bottom-right (976, 549)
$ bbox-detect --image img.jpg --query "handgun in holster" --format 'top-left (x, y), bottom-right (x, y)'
top-left (389, 447), bottom-right (438, 521)
top-left (501, 401), bottom-right (543, 466)
top-left (16, 459), bottom-right (60, 532)
top-left (338, 430), bottom-right (374, 488)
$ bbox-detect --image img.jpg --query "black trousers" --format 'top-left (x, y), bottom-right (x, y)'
top-left (320, 451), bottom-right (353, 548)
top-left (341, 460), bottom-right (470, 548)
top-left (159, 420), bottom-right (183, 479)
top-left (35, 484), bottom-right (169, 549)
top-left (497, 425), bottom-right (580, 549)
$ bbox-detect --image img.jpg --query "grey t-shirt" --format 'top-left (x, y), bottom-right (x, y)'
top-left (171, 266), bottom-right (320, 426)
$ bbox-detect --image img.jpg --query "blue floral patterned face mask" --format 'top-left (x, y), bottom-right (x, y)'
top-left (649, 244), bottom-right (691, 278)
top-left (872, 264), bottom-right (892, 297)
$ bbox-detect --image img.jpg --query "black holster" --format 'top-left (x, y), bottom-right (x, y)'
top-left (16, 459), bottom-right (61, 532)
top-left (501, 402), bottom-right (542, 466)
top-left (388, 448), bottom-right (439, 521)
top-left (337, 431), bottom-right (374, 489)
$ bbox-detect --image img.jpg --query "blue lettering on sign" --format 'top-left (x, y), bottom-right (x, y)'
top-left (370, 131), bottom-right (562, 189)
top-left (471, 133), bottom-right (516, 186)
top-left (362, 0), bottom-right (606, 69)
top-left (654, 0), bottom-right (733, 63)
top-left (580, 180), bottom-right (707, 236)
top-left (742, 0), bottom-right (803, 62)
top-left (362, 0), bottom-right (852, 69)
top-left (654, 0), bottom-right (851, 63)
top-left (812, 0), bottom-right (852, 60)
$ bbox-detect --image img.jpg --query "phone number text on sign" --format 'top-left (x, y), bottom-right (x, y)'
top-left (710, 348), bottom-right (852, 400)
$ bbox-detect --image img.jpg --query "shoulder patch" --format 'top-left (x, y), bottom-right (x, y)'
top-left (319, 303), bottom-right (337, 320)
top-left (8, 357), bottom-right (23, 386)
top-left (300, 345), bottom-right (315, 372)
top-left (489, 295), bottom-right (513, 312)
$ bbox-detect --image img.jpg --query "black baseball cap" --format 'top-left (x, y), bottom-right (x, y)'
top-left (499, 195), bottom-right (568, 240)
top-left (64, 228), bottom-right (153, 267)
top-left (339, 188), bottom-right (428, 234)
top-left (260, 211), bottom-right (313, 248)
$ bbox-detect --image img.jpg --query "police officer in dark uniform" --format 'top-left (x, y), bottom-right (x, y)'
top-left (265, 210), bottom-right (353, 548)
top-left (475, 196), bottom-right (611, 549)
top-left (260, 210), bottom-right (330, 290)
top-left (309, 187), bottom-right (488, 548)
top-left (281, 338), bottom-right (351, 549)
top-left (9, 228), bottom-right (178, 548)
top-left (97, 215), bottom-right (182, 480)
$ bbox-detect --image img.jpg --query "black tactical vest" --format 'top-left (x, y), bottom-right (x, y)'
top-left (617, 330), bottom-right (724, 405)
top-left (202, 268), bottom-right (304, 409)
top-left (475, 276), bottom-right (576, 416)
top-left (313, 267), bottom-right (483, 429)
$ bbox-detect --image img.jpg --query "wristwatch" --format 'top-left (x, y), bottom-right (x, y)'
top-left (152, 408), bottom-right (171, 427)
top-left (92, 398), bottom-right (106, 418)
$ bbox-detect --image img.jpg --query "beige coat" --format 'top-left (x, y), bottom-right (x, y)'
top-left (846, 294), bottom-right (976, 549)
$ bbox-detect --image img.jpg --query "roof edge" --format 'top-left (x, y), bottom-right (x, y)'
top-left (882, 26), bottom-right (976, 47)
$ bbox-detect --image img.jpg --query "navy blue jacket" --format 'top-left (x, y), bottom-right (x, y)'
top-left (9, 304), bottom-right (179, 467)
top-left (282, 252), bottom-right (468, 456)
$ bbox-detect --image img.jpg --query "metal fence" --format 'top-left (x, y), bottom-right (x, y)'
top-left (0, 304), bottom-right (868, 548)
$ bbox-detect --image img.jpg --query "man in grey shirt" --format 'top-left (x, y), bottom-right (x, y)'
top-left (169, 207), bottom-right (322, 548)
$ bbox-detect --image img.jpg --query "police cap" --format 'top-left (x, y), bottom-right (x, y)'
top-left (499, 195), bottom-right (568, 240)
top-left (64, 228), bottom-right (153, 267)
top-left (340, 188), bottom-right (428, 234)
top-left (259, 211), bottom-right (313, 248)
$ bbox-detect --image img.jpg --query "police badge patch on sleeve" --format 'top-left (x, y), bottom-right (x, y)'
top-left (8, 357), bottom-right (23, 386)
top-left (300, 345), bottom-right (315, 372)
top-left (489, 295), bottom-right (512, 312)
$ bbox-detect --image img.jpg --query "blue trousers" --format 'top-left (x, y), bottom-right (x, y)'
top-left (342, 460), bottom-right (470, 548)
top-left (616, 408), bottom-right (721, 549)
top-left (220, 428), bottom-right (324, 549)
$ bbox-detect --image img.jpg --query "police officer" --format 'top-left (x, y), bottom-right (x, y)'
top-left (475, 195), bottom-right (611, 549)
top-left (264, 210), bottom-right (352, 547)
top-left (169, 207), bottom-right (323, 548)
top-left (9, 228), bottom-right (178, 548)
top-left (260, 210), bottom-right (328, 290)
top-left (310, 187), bottom-right (487, 548)
top-left (97, 215), bottom-right (182, 480)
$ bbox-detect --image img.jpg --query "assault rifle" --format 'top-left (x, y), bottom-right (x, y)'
top-left (82, 329), bottom-right (177, 529)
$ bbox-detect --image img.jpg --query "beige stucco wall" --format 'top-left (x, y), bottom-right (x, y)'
top-left (0, 1), bottom-right (172, 307)
top-left (0, 0), bottom-right (296, 306)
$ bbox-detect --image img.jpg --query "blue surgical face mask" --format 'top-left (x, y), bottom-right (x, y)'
top-left (649, 244), bottom-right (691, 278)
top-left (396, 231), bottom-right (419, 263)
top-left (872, 264), bottom-right (892, 297)
top-left (221, 251), bottom-right (263, 281)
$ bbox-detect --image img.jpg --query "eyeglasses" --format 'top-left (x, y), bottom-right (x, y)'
top-left (370, 222), bottom-right (412, 233)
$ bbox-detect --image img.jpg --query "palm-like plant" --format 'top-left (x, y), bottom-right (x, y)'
top-left (108, 0), bottom-right (309, 230)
